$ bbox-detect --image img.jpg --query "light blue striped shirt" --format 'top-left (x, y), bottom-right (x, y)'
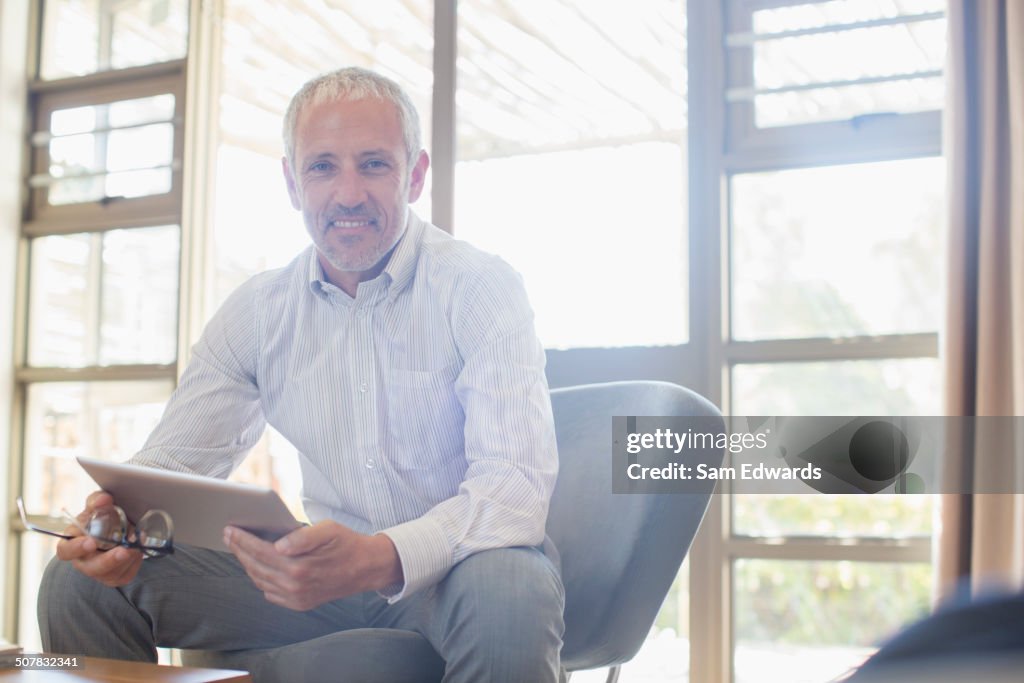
top-left (131, 212), bottom-right (558, 600)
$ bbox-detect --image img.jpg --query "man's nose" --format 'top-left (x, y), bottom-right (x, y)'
top-left (331, 167), bottom-right (368, 208)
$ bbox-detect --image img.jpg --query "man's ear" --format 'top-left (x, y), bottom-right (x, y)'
top-left (406, 150), bottom-right (430, 203)
top-left (282, 156), bottom-right (301, 210)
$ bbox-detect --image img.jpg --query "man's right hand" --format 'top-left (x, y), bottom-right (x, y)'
top-left (55, 491), bottom-right (144, 587)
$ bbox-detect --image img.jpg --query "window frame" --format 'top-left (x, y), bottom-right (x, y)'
top-left (25, 61), bottom-right (186, 237)
top-left (5, 1), bottom-right (194, 648)
top-left (690, 2), bottom-right (946, 682)
top-left (724, 0), bottom-right (944, 159)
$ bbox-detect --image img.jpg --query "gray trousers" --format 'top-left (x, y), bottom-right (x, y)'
top-left (39, 544), bottom-right (565, 683)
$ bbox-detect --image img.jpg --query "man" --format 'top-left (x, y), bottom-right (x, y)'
top-left (39, 67), bottom-right (565, 682)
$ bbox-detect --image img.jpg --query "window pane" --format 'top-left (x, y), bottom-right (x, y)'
top-left (743, 0), bottom-right (946, 127)
top-left (44, 95), bottom-right (176, 205)
top-left (18, 380), bottom-right (172, 649)
top-left (753, 0), bottom-right (945, 32)
top-left (730, 158), bottom-right (945, 341)
top-left (28, 226), bottom-right (180, 367)
top-left (18, 533), bottom-right (59, 650)
top-left (21, 381), bottom-right (174, 514)
top-left (734, 494), bottom-right (933, 538)
top-left (731, 358), bottom-right (941, 415)
top-left (455, 0), bottom-right (688, 350)
top-left (754, 76), bottom-right (943, 128)
top-left (734, 559), bottom-right (932, 683)
top-left (211, 0), bottom-right (433, 314)
top-left (40, 0), bottom-right (189, 80)
top-left (755, 20), bottom-right (944, 85)
top-left (731, 359), bottom-right (938, 537)
top-left (99, 227), bottom-right (180, 364)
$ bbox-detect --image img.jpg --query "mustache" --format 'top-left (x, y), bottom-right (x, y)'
top-left (324, 206), bottom-right (377, 223)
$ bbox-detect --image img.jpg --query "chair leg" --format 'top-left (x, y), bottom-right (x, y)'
top-left (604, 665), bottom-right (621, 683)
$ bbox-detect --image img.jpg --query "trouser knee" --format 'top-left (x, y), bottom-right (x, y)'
top-left (38, 556), bottom-right (154, 660)
top-left (463, 546), bottom-right (564, 626)
top-left (438, 547), bottom-right (565, 665)
top-left (39, 556), bottom-right (90, 644)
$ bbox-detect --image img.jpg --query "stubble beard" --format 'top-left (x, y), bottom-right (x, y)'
top-left (314, 205), bottom-right (407, 274)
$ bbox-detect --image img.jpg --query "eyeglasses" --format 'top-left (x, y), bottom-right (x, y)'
top-left (17, 497), bottom-right (174, 558)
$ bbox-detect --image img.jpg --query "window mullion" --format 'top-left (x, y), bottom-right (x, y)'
top-left (722, 114), bottom-right (943, 174)
top-left (178, 0), bottom-right (221, 364)
top-left (86, 232), bottom-right (104, 365)
top-left (24, 211), bottom-right (184, 237)
top-left (726, 536), bottom-right (932, 563)
top-left (688, 0), bottom-right (729, 676)
top-left (430, 0), bottom-right (457, 234)
top-left (726, 11), bottom-right (946, 46)
top-left (726, 333), bottom-right (939, 364)
top-left (14, 365), bottom-right (177, 383)
top-left (28, 60), bottom-right (186, 94)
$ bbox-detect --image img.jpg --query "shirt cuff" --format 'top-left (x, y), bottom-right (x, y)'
top-left (379, 516), bottom-right (453, 603)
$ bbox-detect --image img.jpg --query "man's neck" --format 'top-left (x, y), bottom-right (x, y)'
top-left (320, 255), bottom-right (389, 298)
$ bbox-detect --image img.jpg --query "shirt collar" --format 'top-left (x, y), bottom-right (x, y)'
top-left (381, 208), bottom-right (423, 299)
top-left (307, 247), bottom-right (329, 297)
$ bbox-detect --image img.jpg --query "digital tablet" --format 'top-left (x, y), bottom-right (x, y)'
top-left (77, 456), bottom-right (303, 551)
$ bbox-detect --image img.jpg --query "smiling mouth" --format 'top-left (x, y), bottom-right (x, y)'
top-left (328, 218), bottom-right (375, 229)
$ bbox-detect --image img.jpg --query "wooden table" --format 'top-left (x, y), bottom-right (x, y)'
top-left (0, 656), bottom-right (251, 682)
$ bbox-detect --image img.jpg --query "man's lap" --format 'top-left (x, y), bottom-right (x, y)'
top-left (42, 543), bottom-right (369, 652)
top-left (42, 543), bottom-right (563, 654)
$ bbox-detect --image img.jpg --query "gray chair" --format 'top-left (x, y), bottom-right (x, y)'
top-left (184, 381), bottom-right (723, 682)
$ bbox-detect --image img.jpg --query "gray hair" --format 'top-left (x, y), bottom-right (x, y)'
top-left (283, 66), bottom-right (422, 168)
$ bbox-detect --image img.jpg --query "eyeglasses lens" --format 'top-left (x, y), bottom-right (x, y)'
top-left (137, 510), bottom-right (173, 556)
top-left (86, 506), bottom-right (128, 550)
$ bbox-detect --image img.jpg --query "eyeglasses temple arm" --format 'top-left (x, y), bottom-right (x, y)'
top-left (59, 507), bottom-right (89, 535)
top-left (15, 497), bottom-right (76, 540)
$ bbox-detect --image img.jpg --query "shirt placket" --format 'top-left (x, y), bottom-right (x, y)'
top-left (351, 301), bottom-right (386, 530)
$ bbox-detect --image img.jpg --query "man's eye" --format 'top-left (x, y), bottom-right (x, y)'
top-left (310, 161), bottom-right (333, 172)
top-left (364, 160), bottom-right (388, 171)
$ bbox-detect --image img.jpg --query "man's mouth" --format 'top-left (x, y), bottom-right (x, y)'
top-left (327, 219), bottom-right (376, 229)
top-left (323, 218), bottom-right (380, 236)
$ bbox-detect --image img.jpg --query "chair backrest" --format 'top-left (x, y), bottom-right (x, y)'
top-left (546, 381), bottom-right (723, 671)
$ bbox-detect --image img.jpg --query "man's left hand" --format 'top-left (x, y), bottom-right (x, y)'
top-left (223, 521), bottom-right (403, 611)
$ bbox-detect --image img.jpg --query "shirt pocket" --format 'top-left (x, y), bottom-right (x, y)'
top-left (385, 363), bottom-right (465, 470)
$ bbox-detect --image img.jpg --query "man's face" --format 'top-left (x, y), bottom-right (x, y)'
top-left (283, 96), bottom-right (428, 288)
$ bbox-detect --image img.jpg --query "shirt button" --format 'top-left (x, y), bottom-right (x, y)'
top-left (359, 382), bottom-right (368, 393)
top-left (365, 458), bottom-right (375, 469)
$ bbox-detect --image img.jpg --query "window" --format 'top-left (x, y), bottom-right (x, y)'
top-left (39, 0), bottom-right (188, 80)
top-left (11, 0), bottom-right (188, 649)
top-left (703, 1), bottom-right (947, 681)
top-left (730, 158), bottom-right (944, 341)
top-left (725, 0), bottom-right (945, 151)
top-left (27, 76), bottom-right (184, 234)
top-left (454, 0), bottom-right (689, 351)
top-left (27, 227), bottom-right (180, 367)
